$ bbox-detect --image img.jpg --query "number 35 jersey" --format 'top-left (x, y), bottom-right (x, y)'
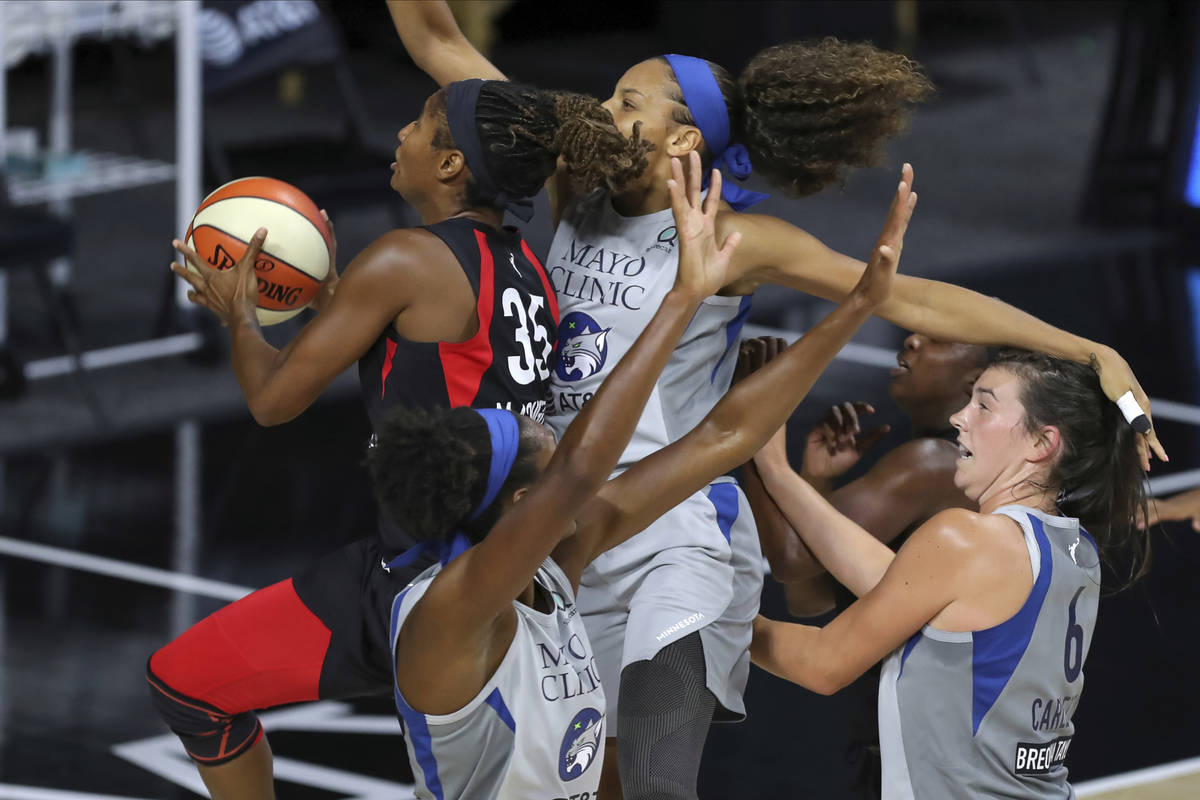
top-left (359, 218), bottom-right (559, 550)
top-left (879, 505), bottom-right (1100, 799)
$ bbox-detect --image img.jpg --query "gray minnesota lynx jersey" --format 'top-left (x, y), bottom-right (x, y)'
top-left (544, 190), bottom-right (751, 468)
top-left (390, 558), bottom-right (606, 800)
top-left (879, 506), bottom-right (1100, 799)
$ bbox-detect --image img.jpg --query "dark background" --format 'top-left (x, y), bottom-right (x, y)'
top-left (2, 0), bottom-right (1199, 796)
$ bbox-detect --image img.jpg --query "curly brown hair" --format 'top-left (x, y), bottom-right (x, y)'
top-left (365, 406), bottom-right (545, 544)
top-left (661, 39), bottom-right (932, 197)
top-left (431, 81), bottom-right (652, 205)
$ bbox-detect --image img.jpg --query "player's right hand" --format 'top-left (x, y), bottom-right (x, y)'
top-left (171, 227), bottom-right (266, 327)
top-left (669, 150), bottom-right (742, 300)
top-left (851, 163), bottom-right (917, 309)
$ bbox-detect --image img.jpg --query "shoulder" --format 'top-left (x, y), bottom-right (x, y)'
top-left (716, 209), bottom-right (830, 289)
top-left (906, 508), bottom-right (1023, 563)
top-left (343, 228), bottom-right (457, 286)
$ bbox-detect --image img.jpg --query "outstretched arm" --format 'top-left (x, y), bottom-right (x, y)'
top-left (558, 167), bottom-right (917, 580)
top-left (720, 165), bottom-right (1165, 468)
top-left (751, 510), bottom-right (979, 694)
top-left (387, 0), bottom-right (506, 85)
top-left (1142, 487), bottom-right (1200, 532)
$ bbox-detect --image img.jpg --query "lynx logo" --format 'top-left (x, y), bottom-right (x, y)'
top-left (648, 225), bottom-right (677, 254)
top-left (558, 708), bottom-right (604, 781)
top-left (555, 312), bottom-right (610, 382)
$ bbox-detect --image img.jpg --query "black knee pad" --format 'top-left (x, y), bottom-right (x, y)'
top-left (618, 633), bottom-right (716, 800)
top-left (145, 657), bottom-right (263, 766)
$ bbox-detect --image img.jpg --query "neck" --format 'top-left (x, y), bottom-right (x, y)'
top-left (906, 399), bottom-right (962, 438)
top-left (415, 194), bottom-right (506, 230)
top-left (977, 471), bottom-right (1059, 517)
top-left (611, 156), bottom-right (705, 216)
top-left (611, 181), bottom-right (671, 216)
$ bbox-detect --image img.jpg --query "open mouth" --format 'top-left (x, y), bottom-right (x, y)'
top-left (957, 442), bottom-right (973, 460)
top-left (889, 354), bottom-right (910, 378)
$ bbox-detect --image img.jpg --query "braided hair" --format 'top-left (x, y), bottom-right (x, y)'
top-left (429, 81), bottom-right (652, 208)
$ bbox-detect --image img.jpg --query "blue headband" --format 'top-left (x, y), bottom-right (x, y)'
top-left (383, 408), bottom-right (521, 570)
top-left (661, 54), bottom-right (769, 212)
top-left (444, 79), bottom-right (535, 222)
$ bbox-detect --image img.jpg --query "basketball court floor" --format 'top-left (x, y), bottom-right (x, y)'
top-left (2, 4), bottom-right (1200, 798)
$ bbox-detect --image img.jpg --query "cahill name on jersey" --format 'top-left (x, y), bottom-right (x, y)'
top-left (545, 191), bottom-right (750, 467)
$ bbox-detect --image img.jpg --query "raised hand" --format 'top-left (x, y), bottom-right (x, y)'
top-left (1089, 346), bottom-right (1167, 469)
top-left (801, 402), bottom-right (890, 482)
top-left (171, 228), bottom-right (266, 327)
top-left (669, 150), bottom-right (742, 299)
top-left (850, 163), bottom-right (917, 308)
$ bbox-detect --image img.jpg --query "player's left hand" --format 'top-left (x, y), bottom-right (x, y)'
top-left (310, 209), bottom-right (340, 315)
top-left (669, 150), bottom-right (742, 299)
top-left (1091, 345), bottom-right (1166, 469)
top-left (737, 336), bottom-right (791, 469)
top-left (171, 228), bottom-right (265, 327)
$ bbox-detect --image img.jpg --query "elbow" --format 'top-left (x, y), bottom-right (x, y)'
top-left (247, 397), bottom-right (298, 428)
top-left (766, 556), bottom-right (824, 584)
top-left (808, 664), bottom-right (851, 696)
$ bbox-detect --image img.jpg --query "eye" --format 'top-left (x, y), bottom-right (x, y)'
top-left (622, 99), bottom-right (636, 110)
top-left (978, 401), bottom-right (989, 412)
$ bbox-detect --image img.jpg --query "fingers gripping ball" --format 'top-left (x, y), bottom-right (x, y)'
top-left (185, 177), bottom-right (332, 325)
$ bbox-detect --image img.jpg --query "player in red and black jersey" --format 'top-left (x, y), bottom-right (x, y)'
top-left (153, 79), bottom-right (647, 798)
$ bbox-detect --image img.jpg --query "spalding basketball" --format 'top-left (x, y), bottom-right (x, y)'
top-left (185, 177), bottom-right (332, 326)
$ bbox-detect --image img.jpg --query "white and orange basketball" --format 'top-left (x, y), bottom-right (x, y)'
top-left (185, 177), bottom-right (332, 326)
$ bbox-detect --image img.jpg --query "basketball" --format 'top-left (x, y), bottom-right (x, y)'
top-left (184, 177), bottom-right (333, 326)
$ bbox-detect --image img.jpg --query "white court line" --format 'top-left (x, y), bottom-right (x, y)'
top-left (0, 536), bottom-right (251, 601)
top-left (0, 785), bottom-right (155, 800)
top-left (1075, 754), bottom-right (1200, 796)
top-left (23, 333), bottom-right (205, 381)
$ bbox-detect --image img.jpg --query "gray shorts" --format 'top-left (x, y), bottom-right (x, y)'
top-left (578, 477), bottom-right (764, 721)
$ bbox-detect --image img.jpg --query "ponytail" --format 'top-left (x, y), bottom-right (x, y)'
top-left (659, 40), bottom-right (933, 198)
top-left (992, 350), bottom-right (1151, 588)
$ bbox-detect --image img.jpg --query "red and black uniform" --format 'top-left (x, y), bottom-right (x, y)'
top-left (147, 218), bottom-right (558, 765)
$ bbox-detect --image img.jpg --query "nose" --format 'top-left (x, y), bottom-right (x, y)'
top-left (904, 333), bottom-right (923, 352)
top-left (949, 402), bottom-right (968, 431)
top-left (397, 122), bottom-right (415, 143)
top-left (600, 96), bottom-right (618, 118)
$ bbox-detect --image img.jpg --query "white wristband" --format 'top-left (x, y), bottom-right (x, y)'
top-left (1116, 390), bottom-right (1151, 433)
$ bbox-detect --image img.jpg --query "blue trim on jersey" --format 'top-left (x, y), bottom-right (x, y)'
top-left (705, 482), bottom-right (740, 542)
top-left (898, 631), bottom-right (922, 678)
top-left (710, 295), bottom-right (753, 383)
top-left (969, 514), bottom-right (1053, 735)
top-left (395, 694), bottom-right (446, 800)
top-left (390, 584), bottom-right (446, 800)
top-left (485, 687), bottom-right (517, 733)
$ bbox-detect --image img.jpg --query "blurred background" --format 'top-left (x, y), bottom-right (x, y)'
top-left (1, 0), bottom-right (1199, 797)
